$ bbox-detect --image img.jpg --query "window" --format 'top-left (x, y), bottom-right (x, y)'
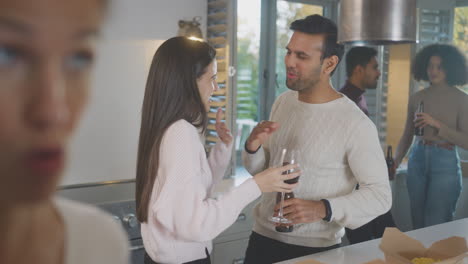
top-left (454, 1), bottom-right (468, 162)
top-left (234, 0), bottom-right (262, 176)
top-left (454, 4), bottom-right (468, 93)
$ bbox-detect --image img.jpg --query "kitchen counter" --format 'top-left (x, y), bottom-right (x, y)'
top-left (276, 218), bottom-right (468, 264)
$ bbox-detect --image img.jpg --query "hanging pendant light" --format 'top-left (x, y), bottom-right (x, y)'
top-left (338, 0), bottom-right (417, 45)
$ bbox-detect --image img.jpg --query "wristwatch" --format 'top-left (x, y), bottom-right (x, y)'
top-left (321, 199), bottom-right (332, 222)
top-left (244, 140), bottom-right (260, 154)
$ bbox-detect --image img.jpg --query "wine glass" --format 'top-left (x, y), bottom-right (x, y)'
top-left (269, 148), bottom-right (300, 224)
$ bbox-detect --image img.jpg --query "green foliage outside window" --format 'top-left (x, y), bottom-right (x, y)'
top-left (454, 6), bottom-right (468, 93)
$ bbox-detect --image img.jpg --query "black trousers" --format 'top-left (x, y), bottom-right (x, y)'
top-left (244, 231), bottom-right (340, 264)
top-left (345, 210), bottom-right (396, 244)
top-left (144, 248), bottom-right (211, 264)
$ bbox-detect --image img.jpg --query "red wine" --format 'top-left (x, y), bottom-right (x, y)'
top-left (275, 192), bottom-right (294, 232)
top-left (282, 161), bottom-right (300, 184)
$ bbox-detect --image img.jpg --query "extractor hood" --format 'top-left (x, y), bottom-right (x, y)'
top-left (338, 0), bottom-right (417, 45)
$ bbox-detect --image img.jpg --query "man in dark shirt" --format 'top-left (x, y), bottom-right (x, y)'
top-left (339, 46), bottom-right (396, 244)
top-left (339, 46), bottom-right (380, 115)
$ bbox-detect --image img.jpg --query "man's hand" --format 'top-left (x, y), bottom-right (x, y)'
top-left (245, 121), bottom-right (280, 152)
top-left (274, 198), bottom-right (326, 224)
top-left (215, 108), bottom-right (233, 145)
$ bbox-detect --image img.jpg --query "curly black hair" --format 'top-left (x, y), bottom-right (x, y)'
top-left (412, 44), bottom-right (467, 86)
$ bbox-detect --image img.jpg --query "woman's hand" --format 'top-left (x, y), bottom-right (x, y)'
top-left (253, 164), bottom-right (300, 193)
top-left (414, 113), bottom-right (441, 130)
top-left (215, 108), bottom-right (233, 145)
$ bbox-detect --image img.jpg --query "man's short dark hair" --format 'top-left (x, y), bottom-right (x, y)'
top-left (290, 15), bottom-right (344, 76)
top-left (345, 47), bottom-right (378, 77)
top-left (412, 44), bottom-right (467, 86)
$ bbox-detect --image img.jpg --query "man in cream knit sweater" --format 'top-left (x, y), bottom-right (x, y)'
top-left (242, 15), bottom-right (392, 264)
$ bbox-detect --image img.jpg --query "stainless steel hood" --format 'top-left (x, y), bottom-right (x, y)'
top-left (338, 0), bottom-right (417, 45)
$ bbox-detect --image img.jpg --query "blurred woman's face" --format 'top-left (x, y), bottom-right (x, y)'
top-left (0, 0), bottom-right (103, 204)
top-left (427, 55), bottom-right (447, 85)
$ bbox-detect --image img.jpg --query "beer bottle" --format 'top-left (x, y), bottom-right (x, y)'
top-left (386, 146), bottom-right (395, 180)
top-left (415, 101), bottom-right (424, 136)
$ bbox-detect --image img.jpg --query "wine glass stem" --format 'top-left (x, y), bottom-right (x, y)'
top-left (279, 191), bottom-right (285, 217)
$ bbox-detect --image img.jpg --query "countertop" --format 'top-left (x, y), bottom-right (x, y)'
top-left (276, 218), bottom-right (468, 264)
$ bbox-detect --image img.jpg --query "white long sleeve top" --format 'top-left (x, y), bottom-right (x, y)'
top-left (142, 119), bottom-right (261, 263)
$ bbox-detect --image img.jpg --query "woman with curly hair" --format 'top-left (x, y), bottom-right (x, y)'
top-left (394, 44), bottom-right (468, 229)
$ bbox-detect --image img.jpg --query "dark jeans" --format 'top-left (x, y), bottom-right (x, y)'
top-left (144, 248), bottom-right (211, 264)
top-left (345, 210), bottom-right (396, 244)
top-left (244, 231), bottom-right (340, 264)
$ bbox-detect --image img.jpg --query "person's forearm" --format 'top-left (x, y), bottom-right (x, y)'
top-left (208, 140), bottom-right (233, 182)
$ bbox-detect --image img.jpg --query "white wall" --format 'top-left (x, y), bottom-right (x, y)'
top-left (61, 0), bottom-right (207, 185)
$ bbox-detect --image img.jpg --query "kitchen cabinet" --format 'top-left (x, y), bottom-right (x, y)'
top-left (211, 198), bottom-right (257, 264)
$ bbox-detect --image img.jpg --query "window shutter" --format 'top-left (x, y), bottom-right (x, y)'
top-left (206, 0), bottom-right (230, 147)
top-left (364, 47), bottom-right (390, 145)
top-left (418, 9), bottom-right (452, 46)
top-left (206, 0), bottom-right (237, 176)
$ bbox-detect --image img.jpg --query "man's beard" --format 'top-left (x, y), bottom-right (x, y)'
top-left (286, 67), bottom-right (321, 91)
top-left (286, 78), bottom-right (320, 91)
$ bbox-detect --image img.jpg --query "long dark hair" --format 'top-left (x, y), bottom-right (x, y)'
top-left (136, 37), bottom-right (216, 222)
